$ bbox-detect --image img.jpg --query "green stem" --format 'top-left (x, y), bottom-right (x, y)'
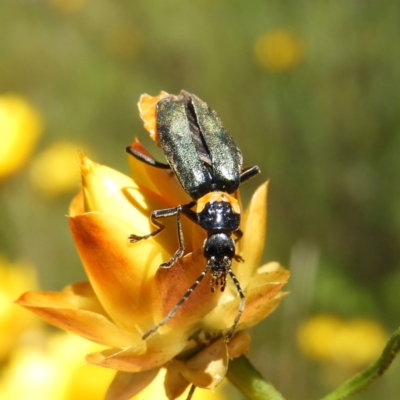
top-left (226, 355), bottom-right (285, 400)
top-left (321, 326), bottom-right (400, 400)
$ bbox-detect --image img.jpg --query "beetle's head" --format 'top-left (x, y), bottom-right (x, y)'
top-left (203, 233), bottom-right (235, 292)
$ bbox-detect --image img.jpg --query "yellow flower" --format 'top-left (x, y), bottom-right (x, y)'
top-left (297, 314), bottom-right (387, 369)
top-left (28, 141), bottom-right (84, 197)
top-left (17, 92), bottom-right (289, 398)
top-left (0, 94), bottom-right (43, 180)
top-left (0, 332), bottom-right (114, 400)
top-left (0, 256), bottom-right (41, 361)
top-left (103, 25), bottom-right (143, 61)
top-left (48, 0), bottom-right (87, 14)
top-left (254, 29), bottom-right (304, 72)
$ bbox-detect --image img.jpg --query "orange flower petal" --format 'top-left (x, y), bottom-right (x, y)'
top-left (227, 330), bottom-right (251, 359)
top-left (69, 188), bottom-right (85, 216)
top-left (105, 368), bottom-right (160, 400)
top-left (151, 250), bottom-right (223, 333)
top-left (239, 266), bottom-right (290, 329)
top-left (16, 282), bottom-right (139, 348)
top-left (237, 182), bottom-right (268, 288)
top-left (138, 92), bottom-right (170, 142)
top-left (78, 154), bottom-right (153, 233)
top-left (69, 212), bottom-right (171, 330)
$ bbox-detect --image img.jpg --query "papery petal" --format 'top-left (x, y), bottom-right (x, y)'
top-left (86, 334), bottom-right (187, 373)
top-left (236, 182), bottom-right (268, 288)
top-left (105, 368), bottom-right (160, 400)
top-left (79, 153), bottom-right (190, 255)
top-left (151, 250), bottom-right (223, 333)
top-left (16, 282), bottom-right (139, 348)
top-left (203, 264), bottom-right (289, 332)
top-left (239, 265), bottom-right (290, 329)
top-left (170, 338), bottom-right (228, 389)
top-left (79, 154), bottom-right (152, 232)
top-left (69, 212), bottom-right (170, 330)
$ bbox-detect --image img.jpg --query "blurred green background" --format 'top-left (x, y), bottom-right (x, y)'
top-left (1, 0), bottom-right (400, 399)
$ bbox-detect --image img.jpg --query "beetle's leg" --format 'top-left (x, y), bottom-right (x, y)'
top-left (232, 229), bottom-right (244, 262)
top-left (240, 165), bottom-right (260, 184)
top-left (159, 201), bottom-right (199, 268)
top-left (225, 268), bottom-right (246, 342)
top-left (180, 201), bottom-right (198, 224)
top-left (129, 202), bottom-right (197, 268)
top-left (142, 265), bottom-right (211, 340)
top-left (126, 146), bottom-right (171, 169)
top-left (159, 205), bottom-right (186, 268)
top-left (233, 229), bottom-right (243, 242)
top-left (157, 201), bottom-right (199, 268)
top-left (128, 207), bottom-right (174, 243)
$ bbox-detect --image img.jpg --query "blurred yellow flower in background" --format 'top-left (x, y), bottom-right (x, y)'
top-left (104, 25), bottom-right (143, 61)
top-left (0, 332), bottom-right (114, 400)
top-left (297, 314), bottom-right (387, 369)
top-left (48, 0), bottom-right (88, 14)
top-left (28, 141), bottom-right (83, 197)
top-left (254, 29), bottom-right (304, 72)
top-left (0, 257), bottom-right (41, 361)
top-left (16, 92), bottom-right (289, 399)
top-left (0, 94), bottom-right (43, 181)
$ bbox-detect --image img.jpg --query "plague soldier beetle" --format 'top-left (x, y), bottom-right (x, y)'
top-left (127, 90), bottom-right (260, 341)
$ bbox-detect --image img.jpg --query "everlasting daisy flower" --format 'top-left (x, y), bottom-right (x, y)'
top-left (17, 92), bottom-right (289, 399)
top-left (28, 141), bottom-right (85, 197)
top-left (254, 29), bottom-right (304, 72)
top-left (0, 257), bottom-right (41, 361)
top-left (0, 94), bottom-right (43, 180)
top-left (297, 314), bottom-right (387, 369)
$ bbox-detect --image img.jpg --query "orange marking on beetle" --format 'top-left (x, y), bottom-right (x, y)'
top-left (196, 192), bottom-right (240, 214)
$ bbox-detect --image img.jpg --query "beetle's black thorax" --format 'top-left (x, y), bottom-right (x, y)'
top-left (196, 191), bottom-right (241, 232)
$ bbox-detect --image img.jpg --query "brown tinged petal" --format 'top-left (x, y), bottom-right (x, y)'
top-left (227, 330), bottom-right (251, 359)
top-left (86, 333), bottom-right (188, 373)
top-left (164, 366), bottom-right (190, 400)
top-left (69, 212), bottom-right (171, 331)
top-left (236, 182), bottom-right (268, 288)
top-left (169, 338), bottom-right (228, 389)
top-left (152, 250), bottom-right (223, 333)
top-left (16, 282), bottom-right (139, 348)
top-left (105, 368), bottom-right (160, 400)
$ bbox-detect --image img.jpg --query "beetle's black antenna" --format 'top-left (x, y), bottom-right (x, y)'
top-left (142, 265), bottom-right (211, 340)
top-left (225, 268), bottom-right (245, 342)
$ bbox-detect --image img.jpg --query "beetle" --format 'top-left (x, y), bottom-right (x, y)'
top-left (127, 90), bottom-right (260, 342)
